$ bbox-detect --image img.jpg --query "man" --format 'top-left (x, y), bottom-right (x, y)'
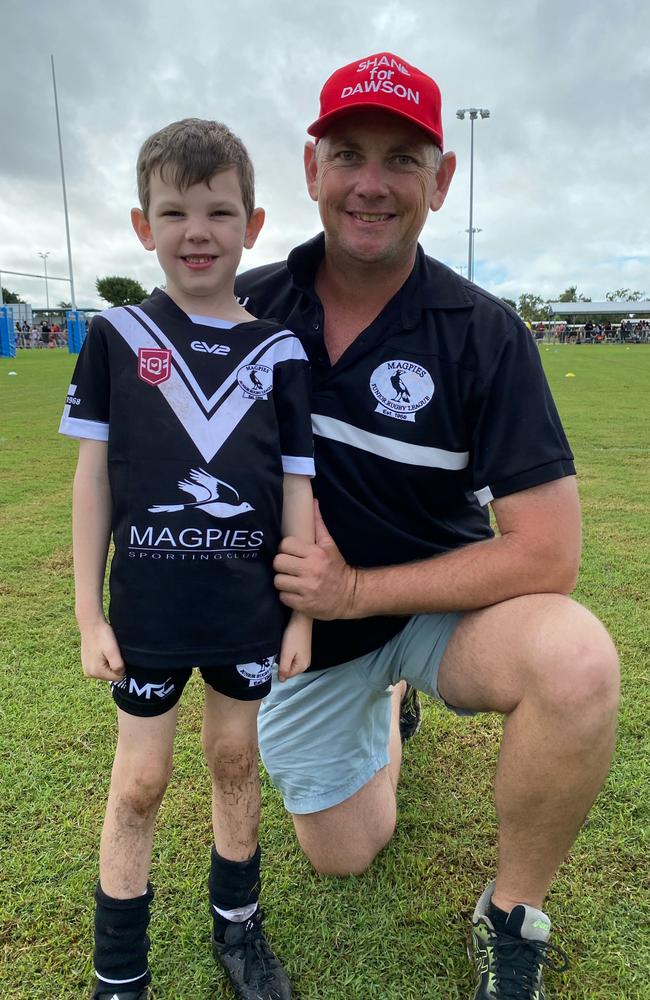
top-left (235, 52), bottom-right (619, 998)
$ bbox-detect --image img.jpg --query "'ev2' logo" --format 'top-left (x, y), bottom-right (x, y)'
top-left (191, 341), bottom-right (230, 356)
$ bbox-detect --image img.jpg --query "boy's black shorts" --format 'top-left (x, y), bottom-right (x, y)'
top-left (111, 656), bottom-right (276, 717)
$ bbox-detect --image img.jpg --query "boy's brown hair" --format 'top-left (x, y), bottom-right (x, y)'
top-left (136, 118), bottom-right (255, 219)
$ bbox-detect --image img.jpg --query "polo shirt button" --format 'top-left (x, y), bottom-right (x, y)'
top-left (313, 320), bottom-right (321, 330)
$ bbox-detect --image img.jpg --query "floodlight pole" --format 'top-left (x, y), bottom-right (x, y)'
top-left (456, 108), bottom-right (490, 282)
top-left (51, 55), bottom-right (76, 309)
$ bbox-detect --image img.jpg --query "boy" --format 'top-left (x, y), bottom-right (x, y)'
top-left (59, 119), bottom-right (315, 1000)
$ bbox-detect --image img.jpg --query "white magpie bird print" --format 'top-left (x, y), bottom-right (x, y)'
top-left (148, 468), bottom-right (254, 518)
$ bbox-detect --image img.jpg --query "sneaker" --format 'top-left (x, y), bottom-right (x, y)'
top-left (469, 882), bottom-right (569, 999)
top-left (399, 683), bottom-right (422, 744)
top-left (213, 908), bottom-right (292, 999)
top-left (91, 988), bottom-right (147, 1000)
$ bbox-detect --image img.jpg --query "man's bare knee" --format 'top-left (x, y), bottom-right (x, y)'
top-left (530, 608), bottom-right (620, 721)
top-left (293, 808), bottom-right (396, 876)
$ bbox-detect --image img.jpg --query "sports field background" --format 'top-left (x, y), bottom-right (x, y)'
top-left (1, 345), bottom-right (648, 999)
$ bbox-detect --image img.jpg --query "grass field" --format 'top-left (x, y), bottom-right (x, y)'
top-left (1, 345), bottom-right (649, 999)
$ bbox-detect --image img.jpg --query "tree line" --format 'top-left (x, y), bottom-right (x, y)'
top-left (505, 286), bottom-right (648, 323)
top-left (3, 279), bottom-right (648, 318)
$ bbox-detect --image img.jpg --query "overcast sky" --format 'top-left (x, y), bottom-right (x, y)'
top-left (1, 0), bottom-right (648, 311)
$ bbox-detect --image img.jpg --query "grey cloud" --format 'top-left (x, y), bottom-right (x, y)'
top-left (1, 0), bottom-right (649, 307)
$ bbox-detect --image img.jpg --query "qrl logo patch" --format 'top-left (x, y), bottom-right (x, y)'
top-left (369, 360), bottom-right (434, 422)
top-left (138, 347), bottom-right (172, 386)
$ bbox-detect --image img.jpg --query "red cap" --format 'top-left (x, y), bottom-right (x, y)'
top-left (307, 53), bottom-right (443, 149)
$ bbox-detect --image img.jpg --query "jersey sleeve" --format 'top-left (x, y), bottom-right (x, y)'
top-left (273, 333), bottom-right (315, 477)
top-left (470, 322), bottom-right (575, 505)
top-left (58, 318), bottom-right (110, 441)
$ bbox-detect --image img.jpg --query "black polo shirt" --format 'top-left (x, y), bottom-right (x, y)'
top-left (236, 236), bottom-right (575, 670)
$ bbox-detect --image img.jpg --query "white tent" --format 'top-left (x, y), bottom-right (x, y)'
top-left (548, 301), bottom-right (650, 316)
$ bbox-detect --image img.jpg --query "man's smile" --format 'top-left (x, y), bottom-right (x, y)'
top-left (348, 211), bottom-right (395, 223)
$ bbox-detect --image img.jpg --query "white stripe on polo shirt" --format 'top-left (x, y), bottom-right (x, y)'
top-left (311, 414), bottom-right (469, 470)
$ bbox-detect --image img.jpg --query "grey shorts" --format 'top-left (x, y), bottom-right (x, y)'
top-left (258, 612), bottom-right (465, 814)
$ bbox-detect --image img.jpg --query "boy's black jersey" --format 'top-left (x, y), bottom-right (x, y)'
top-left (60, 289), bottom-right (314, 668)
top-left (236, 235), bottom-right (576, 670)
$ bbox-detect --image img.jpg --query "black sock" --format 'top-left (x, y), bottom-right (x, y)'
top-left (209, 844), bottom-right (261, 939)
top-left (487, 899), bottom-right (511, 935)
top-left (93, 882), bottom-right (153, 992)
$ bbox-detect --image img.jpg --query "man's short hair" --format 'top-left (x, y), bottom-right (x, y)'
top-left (136, 118), bottom-right (255, 219)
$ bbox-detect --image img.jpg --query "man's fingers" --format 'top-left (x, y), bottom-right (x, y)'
top-left (278, 536), bottom-right (312, 557)
top-left (274, 572), bottom-right (306, 595)
top-left (273, 552), bottom-right (303, 575)
top-left (313, 501), bottom-right (332, 546)
top-left (277, 591), bottom-right (303, 610)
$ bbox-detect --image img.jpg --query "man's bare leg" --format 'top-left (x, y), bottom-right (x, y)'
top-left (291, 594), bottom-right (618, 896)
top-left (437, 594), bottom-right (619, 911)
top-left (100, 706), bottom-right (178, 897)
top-left (292, 682), bottom-right (404, 875)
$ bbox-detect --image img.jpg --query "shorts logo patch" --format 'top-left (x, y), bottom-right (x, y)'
top-left (236, 656), bottom-right (275, 687)
top-left (237, 364), bottom-right (273, 399)
top-left (369, 360), bottom-right (434, 422)
top-left (127, 676), bottom-right (176, 700)
top-left (138, 347), bottom-right (172, 386)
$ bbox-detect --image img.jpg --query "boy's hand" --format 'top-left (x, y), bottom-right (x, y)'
top-left (78, 619), bottom-right (125, 681)
top-left (278, 614), bottom-right (312, 682)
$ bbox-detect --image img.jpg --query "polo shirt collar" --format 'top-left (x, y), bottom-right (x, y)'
top-left (286, 234), bottom-right (474, 323)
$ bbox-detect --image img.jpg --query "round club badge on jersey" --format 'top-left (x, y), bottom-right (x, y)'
top-left (237, 363), bottom-right (273, 399)
top-left (369, 360), bottom-right (434, 422)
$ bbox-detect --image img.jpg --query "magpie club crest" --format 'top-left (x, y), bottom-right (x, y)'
top-left (369, 360), bottom-right (434, 422)
top-left (138, 347), bottom-right (172, 386)
top-left (237, 363), bottom-right (273, 399)
top-left (236, 656), bottom-right (276, 687)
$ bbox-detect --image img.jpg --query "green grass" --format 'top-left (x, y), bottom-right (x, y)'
top-left (1, 346), bottom-right (649, 999)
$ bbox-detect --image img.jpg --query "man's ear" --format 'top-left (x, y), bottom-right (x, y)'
top-left (131, 208), bottom-right (156, 250)
top-left (304, 141), bottom-right (320, 203)
top-left (430, 152), bottom-right (456, 212)
top-left (244, 207), bottom-right (265, 250)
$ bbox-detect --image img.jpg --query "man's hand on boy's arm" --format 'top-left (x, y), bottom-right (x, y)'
top-left (278, 611), bottom-right (312, 682)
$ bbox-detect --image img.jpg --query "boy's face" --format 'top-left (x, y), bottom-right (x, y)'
top-left (131, 168), bottom-right (264, 314)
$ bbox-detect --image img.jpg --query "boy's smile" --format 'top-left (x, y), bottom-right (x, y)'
top-left (131, 168), bottom-right (264, 318)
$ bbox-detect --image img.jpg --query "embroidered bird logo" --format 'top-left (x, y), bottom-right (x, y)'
top-left (148, 468), bottom-right (254, 518)
top-left (390, 369), bottom-right (411, 402)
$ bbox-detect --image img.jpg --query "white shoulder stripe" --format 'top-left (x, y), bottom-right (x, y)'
top-left (311, 415), bottom-right (469, 470)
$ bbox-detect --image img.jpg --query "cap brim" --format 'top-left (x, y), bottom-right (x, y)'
top-left (307, 103), bottom-right (443, 149)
